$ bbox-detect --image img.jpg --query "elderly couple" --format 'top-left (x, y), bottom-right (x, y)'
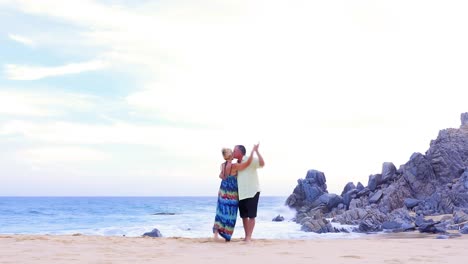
top-left (212, 144), bottom-right (265, 242)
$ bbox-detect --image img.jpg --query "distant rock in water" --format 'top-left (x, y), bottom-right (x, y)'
top-left (285, 112), bottom-right (468, 234)
top-left (153, 212), bottom-right (176, 215)
top-left (272, 215), bottom-right (285, 222)
top-left (143, 228), bottom-right (162, 237)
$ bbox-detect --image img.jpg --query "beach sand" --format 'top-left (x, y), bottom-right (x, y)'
top-left (1, 233), bottom-right (467, 263)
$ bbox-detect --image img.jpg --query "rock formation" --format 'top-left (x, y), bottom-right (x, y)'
top-left (286, 113), bottom-right (468, 235)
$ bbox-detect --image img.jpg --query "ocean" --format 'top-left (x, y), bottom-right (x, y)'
top-left (0, 196), bottom-right (359, 239)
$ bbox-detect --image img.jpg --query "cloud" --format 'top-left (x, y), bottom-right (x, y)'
top-left (8, 33), bottom-right (35, 46)
top-left (0, 90), bottom-right (98, 117)
top-left (4, 60), bottom-right (107, 80)
top-left (21, 146), bottom-right (109, 164)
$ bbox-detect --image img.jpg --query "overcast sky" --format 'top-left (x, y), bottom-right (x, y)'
top-left (1, 0), bottom-right (467, 196)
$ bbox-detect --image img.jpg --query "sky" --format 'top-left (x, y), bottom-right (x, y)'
top-left (0, 0), bottom-right (467, 196)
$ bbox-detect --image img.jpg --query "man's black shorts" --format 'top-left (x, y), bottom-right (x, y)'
top-left (239, 192), bottom-right (260, 218)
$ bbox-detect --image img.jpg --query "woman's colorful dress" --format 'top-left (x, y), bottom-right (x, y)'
top-left (212, 174), bottom-right (239, 241)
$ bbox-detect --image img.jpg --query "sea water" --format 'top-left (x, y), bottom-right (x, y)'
top-left (0, 196), bottom-right (359, 239)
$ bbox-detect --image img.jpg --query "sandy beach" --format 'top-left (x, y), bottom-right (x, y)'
top-left (1, 233), bottom-right (467, 264)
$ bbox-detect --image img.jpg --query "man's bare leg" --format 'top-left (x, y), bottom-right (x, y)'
top-left (248, 218), bottom-right (255, 240)
top-left (242, 218), bottom-right (249, 240)
top-left (244, 218), bottom-right (255, 242)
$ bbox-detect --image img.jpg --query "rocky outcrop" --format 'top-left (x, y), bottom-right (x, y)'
top-left (286, 170), bottom-right (328, 209)
top-left (286, 112), bottom-right (468, 234)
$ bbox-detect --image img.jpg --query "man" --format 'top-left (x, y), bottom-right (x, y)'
top-left (233, 143), bottom-right (265, 242)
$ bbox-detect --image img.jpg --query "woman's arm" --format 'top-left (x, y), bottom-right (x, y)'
top-left (219, 163), bottom-right (227, 180)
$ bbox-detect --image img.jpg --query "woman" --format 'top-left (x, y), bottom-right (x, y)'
top-left (212, 145), bottom-right (257, 241)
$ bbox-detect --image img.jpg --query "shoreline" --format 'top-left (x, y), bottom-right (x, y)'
top-left (1, 234), bottom-right (467, 263)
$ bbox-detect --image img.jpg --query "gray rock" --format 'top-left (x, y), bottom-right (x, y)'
top-left (272, 215), bottom-right (285, 222)
top-left (454, 210), bottom-right (468, 224)
top-left (460, 226), bottom-right (468, 234)
top-left (333, 208), bottom-right (369, 225)
top-left (342, 189), bottom-right (358, 209)
top-left (381, 220), bottom-right (415, 232)
top-left (358, 209), bottom-right (387, 233)
top-left (300, 218), bottom-right (333, 233)
top-left (460, 112), bottom-right (468, 128)
top-left (369, 190), bottom-right (383, 204)
top-left (381, 221), bottom-right (401, 230)
top-left (382, 162), bottom-right (397, 183)
top-left (356, 182), bottom-right (365, 191)
top-left (356, 188), bottom-right (370, 198)
top-left (285, 115), bottom-right (468, 234)
top-left (341, 182), bottom-right (356, 196)
top-left (318, 193), bottom-right (343, 210)
top-left (402, 153), bottom-right (436, 199)
top-left (404, 198), bottom-right (420, 209)
top-left (286, 170), bottom-right (328, 209)
top-left (368, 174), bottom-right (382, 191)
top-left (143, 228), bottom-right (162, 237)
top-left (305, 169), bottom-right (327, 186)
top-left (388, 208), bottom-right (415, 224)
top-left (349, 197), bottom-right (366, 210)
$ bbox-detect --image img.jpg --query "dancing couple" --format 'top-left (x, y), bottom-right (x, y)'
top-left (212, 143), bottom-right (265, 242)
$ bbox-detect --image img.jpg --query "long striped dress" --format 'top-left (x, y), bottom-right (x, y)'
top-left (212, 163), bottom-right (239, 241)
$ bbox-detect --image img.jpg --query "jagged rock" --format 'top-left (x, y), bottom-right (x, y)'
top-left (285, 170), bottom-right (328, 209)
top-left (143, 228), bottom-right (162, 237)
top-left (298, 208), bottom-right (335, 233)
top-left (388, 208), bottom-right (415, 224)
top-left (461, 113), bottom-right (468, 128)
top-left (325, 207), bottom-right (346, 218)
top-left (382, 162), bottom-right (397, 183)
top-left (381, 221), bottom-right (400, 230)
top-left (388, 209), bottom-right (409, 222)
top-left (333, 208), bottom-right (387, 228)
top-left (381, 221), bottom-right (415, 232)
top-left (418, 220), bottom-right (438, 233)
top-left (368, 174), bottom-right (382, 191)
top-left (318, 193), bottom-right (343, 211)
top-left (356, 182), bottom-right (365, 191)
top-left (285, 193), bottom-right (298, 207)
top-left (404, 198), bottom-right (420, 209)
top-left (272, 215), bottom-right (285, 222)
top-left (402, 153), bottom-right (436, 199)
top-left (460, 226), bottom-right (468, 234)
top-left (342, 189), bottom-right (358, 209)
top-left (349, 197), bottom-right (367, 210)
top-left (415, 217), bottom-right (446, 234)
top-left (356, 188), bottom-right (370, 198)
top-left (454, 210), bottom-right (468, 224)
top-left (333, 208), bottom-right (368, 225)
top-left (426, 127), bottom-right (468, 183)
top-left (448, 169), bottom-right (468, 209)
top-left (369, 190), bottom-right (383, 204)
top-left (357, 209), bottom-right (388, 233)
top-left (300, 218), bottom-right (334, 233)
top-left (286, 114), bottom-right (468, 234)
top-left (341, 182), bottom-right (356, 196)
top-left (375, 179), bottom-right (413, 214)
